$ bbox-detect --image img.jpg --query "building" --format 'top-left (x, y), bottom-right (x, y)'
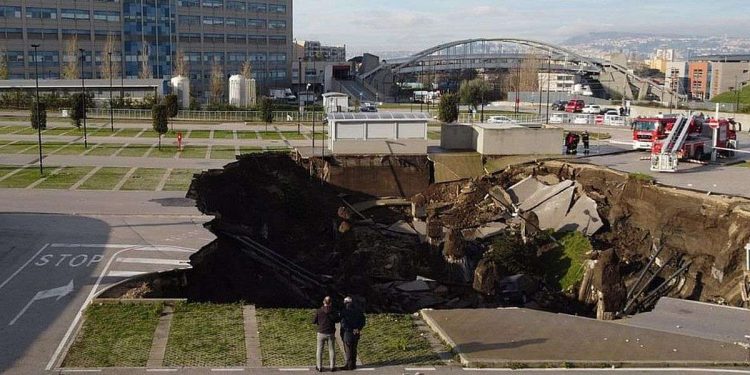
top-left (537, 72), bottom-right (577, 92)
top-left (664, 61), bottom-right (689, 96)
top-left (687, 61), bottom-right (711, 100)
top-left (687, 55), bottom-right (750, 100)
top-left (0, 78), bottom-right (168, 105)
top-left (326, 112), bottom-right (429, 155)
top-left (0, 1), bottom-right (292, 102)
top-left (648, 48), bottom-right (676, 73)
top-left (291, 40), bottom-right (349, 96)
top-left (294, 40), bottom-right (345, 62)
top-left (440, 123), bottom-right (562, 156)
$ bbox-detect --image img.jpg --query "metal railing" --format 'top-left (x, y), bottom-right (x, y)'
top-left (86, 108), bottom-right (326, 122)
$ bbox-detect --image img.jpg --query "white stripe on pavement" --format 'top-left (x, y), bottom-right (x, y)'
top-left (278, 369), bottom-right (309, 372)
top-left (146, 369), bottom-right (178, 372)
top-left (60, 370), bottom-right (102, 373)
top-left (354, 368), bottom-right (375, 371)
top-left (405, 368), bottom-right (436, 371)
top-left (106, 270), bottom-right (148, 277)
top-left (116, 257), bottom-right (189, 266)
top-left (211, 369), bottom-right (244, 372)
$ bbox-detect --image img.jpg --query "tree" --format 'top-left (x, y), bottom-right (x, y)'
top-left (241, 60), bottom-right (253, 80)
top-left (70, 93), bottom-right (86, 128)
top-left (259, 97), bottom-right (273, 131)
top-left (459, 78), bottom-right (490, 112)
top-left (0, 47), bottom-right (8, 80)
top-left (139, 42), bottom-right (152, 79)
top-left (152, 104), bottom-right (168, 150)
top-left (100, 33), bottom-right (119, 79)
top-left (31, 101), bottom-right (47, 130)
top-left (438, 93), bottom-right (459, 123)
top-left (209, 60), bottom-right (224, 105)
top-left (173, 49), bottom-right (189, 77)
top-left (62, 36), bottom-right (79, 80)
top-left (163, 94), bottom-right (179, 131)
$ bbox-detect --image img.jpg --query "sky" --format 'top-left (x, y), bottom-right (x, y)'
top-left (294, 0), bottom-right (750, 57)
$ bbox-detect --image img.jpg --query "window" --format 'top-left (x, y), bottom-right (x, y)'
top-left (178, 0), bottom-right (200, 6)
top-left (62, 29), bottom-right (90, 40)
top-left (269, 70), bottom-right (287, 79)
top-left (202, 0), bottom-right (223, 7)
top-left (179, 15), bottom-right (200, 25)
top-left (0, 28), bottom-right (23, 39)
top-left (61, 9), bottom-right (90, 20)
top-left (268, 20), bottom-right (286, 30)
top-left (268, 4), bottom-right (286, 13)
top-left (94, 11), bottom-right (120, 22)
top-left (204, 52), bottom-right (224, 62)
top-left (269, 53), bottom-right (286, 62)
top-left (249, 53), bottom-right (266, 62)
top-left (268, 36), bottom-right (286, 45)
top-left (26, 7), bottom-right (57, 19)
top-left (228, 52), bottom-right (246, 62)
top-left (4, 51), bottom-right (25, 65)
top-left (185, 52), bottom-right (201, 62)
top-left (248, 35), bottom-right (267, 45)
top-left (203, 16), bottom-right (223, 25)
top-left (204, 33), bottom-right (225, 43)
top-left (225, 17), bottom-right (245, 26)
top-left (27, 28), bottom-right (59, 40)
top-left (248, 3), bottom-right (266, 12)
top-left (28, 51), bottom-right (59, 63)
top-left (94, 31), bottom-right (120, 40)
top-left (0, 6), bottom-right (21, 18)
top-left (180, 33), bottom-right (201, 43)
top-left (226, 1), bottom-right (246, 10)
top-left (227, 34), bottom-right (246, 44)
top-left (248, 19), bottom-right (266, 29)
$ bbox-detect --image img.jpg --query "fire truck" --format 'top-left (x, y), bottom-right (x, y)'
top-left (649, 115), bottom-right (739, 172)
top-left (632, 115), bottom-right (681, 150)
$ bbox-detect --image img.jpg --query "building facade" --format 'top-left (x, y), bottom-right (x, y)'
top-left (664, 61), bottom-right (688, 95)
top-left (0, 0), bottom-right (292, 101)
top-left (687, 61), bottom-right (711, 100)
top-left (685, 55), bottom-right (750, 101)
top-left (537, 72), bottom-right (577, 92)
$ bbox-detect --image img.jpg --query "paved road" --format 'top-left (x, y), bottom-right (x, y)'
top-left (0, 190), bottom-right (214, 374)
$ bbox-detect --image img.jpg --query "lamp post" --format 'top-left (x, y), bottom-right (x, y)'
top-left (109, 51), bottom-right (114, 132)
top-left (31, 44), bottom-right (43, 175)
top-left (79, 48), bottom-right (88, 149)
top-left (734, 75), bottom-right (740, 117)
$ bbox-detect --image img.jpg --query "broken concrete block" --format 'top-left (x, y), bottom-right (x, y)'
top-left (507, 176), bottom-right (545, 204)
top-left (396, 280), bottom-right (431, 292)
top-left (463, 222), bottom-right (509, 240)
top-left (531, 186), bottom-right (574, 230)
top-left (387, 220), bottom-right (418, 235)
top-left (488, 186), bottom-right (514, 209)
top-left (519, 180), bottom-right (575, 212)
top-left (557, 195), bottom-right (603, 236)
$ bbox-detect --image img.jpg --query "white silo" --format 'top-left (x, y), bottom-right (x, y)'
top-left (229, 75), bottom-right (245, 107)
top-left (247, 78), bottom-right (257, 106)
top-left (170, 76), bottom-right (190, 108)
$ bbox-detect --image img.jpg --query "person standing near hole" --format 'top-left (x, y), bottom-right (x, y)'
top-left (312, 296), bottom-right (339, 372)
top-left (582, 130), bottom-right (590, 155)
top-left (340, 296), bottom-right (366, 370)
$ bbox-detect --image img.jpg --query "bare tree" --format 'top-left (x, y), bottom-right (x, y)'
top-left (100, 33), bottom-right (119, 79)
top-left (139, 42), bottom-right (152, 79)
top-left (173, 49), bottom-right (189, 77)
top-left (0, 47), bottom-right (8, 80)
top-left (240, 60), bottom-right (253, 80)
top-left (62, 35), bottom-right (79, 79)
top-left (518, 56), bottom-right (542, 92)
top-left (209, 60), bottom-right (224, 104)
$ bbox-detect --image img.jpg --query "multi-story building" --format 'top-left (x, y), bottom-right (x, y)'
top-left (291, 40), bottom-right (349, 98)
top-left (688, 55), bottom-right (750, 100)
top-left (537, 72), bottom-right (577, 92)
top-left (293, 40), bottom-right (345, 62)
top-left (0, 0), bottom-right (292, 102)
top-left (664, 61), bottom-right (688, 96)
top-left (687, 61), bottom-right (711, 100)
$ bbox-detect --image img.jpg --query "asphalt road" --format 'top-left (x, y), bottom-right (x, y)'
top-left (0, 190), bottom-right (213, 374)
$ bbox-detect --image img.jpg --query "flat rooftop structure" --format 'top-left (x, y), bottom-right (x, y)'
top-left (421, 307), bottom-right (749, 367)
top-left (327, 112), bottom-right (431, 121)
top-left (689, 54), bottom-right (750, 63)
top-left (441, 123), bottom-right (563, 156)
top-left (327, 111), bottom-right (430, 155)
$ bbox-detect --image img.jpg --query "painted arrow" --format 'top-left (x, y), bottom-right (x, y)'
top-left (9, 280), bottom-right (74, 326)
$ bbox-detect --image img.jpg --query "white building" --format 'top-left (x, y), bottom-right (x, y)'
top-left (537, 72), bottom-right (578, 92)
top-left (322, 92), bottom-right (349, 113)
top-left (327, 112), bottom-right (429, 155)
top-left (228, 75), bottom-right (257, 108)
top-left (664, 61), bottom-right (689, 96)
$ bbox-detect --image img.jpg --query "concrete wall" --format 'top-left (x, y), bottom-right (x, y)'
top-left (320, 155), bottom-right (430, 198)
top-left (476, 126), bottom-right (563, 155)
top-left (440, 124), bottom-right (476, 150)
top-left (329, 139), bottom-right (428, 155)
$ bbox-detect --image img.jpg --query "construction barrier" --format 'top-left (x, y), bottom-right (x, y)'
top-left (595, 115), bottom-right (604, 125)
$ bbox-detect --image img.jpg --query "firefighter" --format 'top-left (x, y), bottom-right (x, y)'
top-left (564, 132), bottom-right (574, 154)
top-left (582, 131), bottom-right (590, 155)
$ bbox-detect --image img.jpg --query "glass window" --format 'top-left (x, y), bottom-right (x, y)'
top-left (226, 1), bottom-right (246, 10)
top-left (178, 0), bottom-right (200, 6)
top-left (249, 53), bottom-right (266, 62)
top-left (268, 4), bottom-right (286, 14)
top-left (248, 35), bottom-right (266, 45)
top-left (268, 20), bottom-right (286, 30)
top-left (248, 3), bottom-right (266, 12)
top-left (179, 33), bottom-right (201, 43)
top-left (93, 11), bottom-right (120, 22)
top-left (5, 51), bottom-right (25, 65)
top-left (203, 16), bottom-right (223, 25)
top-left (26, 7), bottom-right (57, 19)
top-left (225, 17), bottom-right (245, 27)
top-left (248, 19), bottom-right (265, 29)
top-left (179, 15), bottom-right (200, 25)
top-left (268, 36), bottom-right (286, 45)
top-left (185, 52), bottom-right (201, 62)
top-left (227, 34), bottom-right (246, 44)
top-left (61, 9), bottom-right (90, 20)
top-left (202, 0), bottom-right (223, 8)
top-left (204, 33), bottom-right (225, 43)
top-left (27, 28), bottom-right (59, 40)
top-left (269, 69), bottom-right (287, 79)
top-left (269, 53), bottom-right (286, 62)
top-left (204, 52), bottom-right (224, 62)
top-left (228, 52), bottom-right (246, 62)
top-left (0, 6), bottom-right (21, 18)
top-left (0, 28), bottom-right (23, 39)
top-left (28, 51), bottom-right (59, 63)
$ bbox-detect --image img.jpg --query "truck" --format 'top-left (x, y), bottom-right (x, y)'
top-left (649, 115), bottom-right (739, 172)
top-left (632, 115), bottom-right (681, 150)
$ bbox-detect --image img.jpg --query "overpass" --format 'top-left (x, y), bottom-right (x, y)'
top-left (355, 38), bottom-right (683, 103)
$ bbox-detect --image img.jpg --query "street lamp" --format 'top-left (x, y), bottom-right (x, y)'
top-left (79, 48), bottom-right (88, 148)
top-left (109, 51), bottom-right (114, 132)
top-left (31, 44), bottom-right (43, 175)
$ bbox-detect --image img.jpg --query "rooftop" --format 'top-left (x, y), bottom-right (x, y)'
top-left (327, 112), bottom-right (430, 121)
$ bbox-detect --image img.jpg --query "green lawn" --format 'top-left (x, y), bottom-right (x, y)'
top-left (188, 130), bottom-right (211, 139)
top-left (43, 127), bottom-right (76, 135)
top-left (164, 303), bottom-right (246, 367)
top-left (86, 143), bottom-right (125, 156)
top-left (12, 127), bottom-right (40, 135)
top-left (36, 166), bottom-right (94, 189)
top-left (120, 168), bottom-right (166, 191)
top-left (162, 169), bottom-right (199, 192)
top-left (209, 146), bottom-right (239, 160)
top-left (312, 132), bottom-right (328, 141)
top-left (20, 142), bottom-right (68, 155)
top-left (63, 302), bottom-right (163, 367)
top-left (78, 167), bottom-right (131, 190)
top-left (148, 145), bottom-right (178, 158)
top-left (0, 167), bottom-right (41, 188)
top-left (112, 128), bottom-right (145, 138)
top-left (213, 130), bottom-right (235, 139)
top-left (0, 126), bottom-right (23, 134)
top-left (0, 165), bottom-right (22, 179)
top-left (178, 145), bottom-right (208, 159)
top-left (542, 232), bottom-right (593, 291)
top-left (0, 141), bottom-right (37, 154)
top-left (257, 308), bottom-right (343, 367)
top-left (279, 131), bottom-right (306, 140)
top-left (734, 161), bottom-right (750, 168)
top-left (239, 146), bottom-right (264, 154)
top-left (257, 131), bottom-right (282, 140)
top-left (52, 143), bottom-right (91, 155)
top-left (117, 144), bottom-right (152, 157)
top-left (358, 314), bottom-right (441, 366)
top-left (236, 131), bottom-right (258, 140)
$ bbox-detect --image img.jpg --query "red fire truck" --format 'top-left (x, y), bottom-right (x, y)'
top-left (632, 115), bottom-right (682, 150)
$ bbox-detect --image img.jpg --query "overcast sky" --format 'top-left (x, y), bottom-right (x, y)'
top-left (294, 0), bottom-right (750, 57)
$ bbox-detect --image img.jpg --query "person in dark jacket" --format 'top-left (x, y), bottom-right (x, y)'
top-left (339, 296), bottom-right (366, 370)
top-left (582, 131), bottom-right (590, 155)
top-left (312, 296), bottom-right (339, 372)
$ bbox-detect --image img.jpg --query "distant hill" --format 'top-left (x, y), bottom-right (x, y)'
top-left (563, 32), bottom-right (683, 45)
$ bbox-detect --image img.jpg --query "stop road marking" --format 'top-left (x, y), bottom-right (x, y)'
top-left (34, 254), bottom-right (104, 268)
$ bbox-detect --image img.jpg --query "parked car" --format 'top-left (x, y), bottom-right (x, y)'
top-left (573, 114), bottom-right (590, 125)
top-left (599, 107), bottom-right (618, 115)
top-left (360, 103), bottom-right (378, 112)
top-left (581, 104), bottom-right (601, 114)
top-left (486, 115), bottom-right (517, 124)
top-left (551, 100), bottom-right (568, 111)
top-left (565, 99), bottom-right (585, 113)
top-left (549, 113), bottom-right (565, 124)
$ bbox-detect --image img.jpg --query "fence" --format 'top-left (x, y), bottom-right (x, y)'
top-left (86, 108), bottom-right (326, 122)
top-left (549, 112), bottom-right (630, 127)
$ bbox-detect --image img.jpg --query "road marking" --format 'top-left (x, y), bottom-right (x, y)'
top-left (278, 369), bottom-right (309, 372)
top-left (0, 243), bottom-right (49, 292)
top-left (354, 368), bottom-right (375, 371)
top-left (405, 368), bottom-right (436, 371)
top-left (9, 280), bottom-right (74, 325)
top-left (51, 244), bottom-right (196, 253)
top-left (116, 257), bottom-right (189, 266)
top-left (211, 369), bottom-right (244, 372)
top-left (106, 270), bottom-right (148, 277)
top-left (51, 243), bottom-right (137, 249)
top-left (146, 369), bottom-right (178, 372)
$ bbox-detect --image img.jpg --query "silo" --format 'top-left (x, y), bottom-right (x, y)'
top-left (170, 76), bottom-right (190, 108)
top-left (229, 75), bottom-right (245, 107)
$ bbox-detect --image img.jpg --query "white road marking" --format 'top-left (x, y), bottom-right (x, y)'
top-left (405, 368), bottom-right (436, 371)
top-left (50, 244), bottom-right (136, 248)
top-left (60, 370), bottom-right (102, 373)
top-left (354, 368), bottom-right (375, 371)
top-left (116, 257), bottom-right (189, 266)
top-left (9, 280), bottom-right (74, 326)
top-left (211, 369), bottom-right (245, 372)
top-left (0, 243), bottom-right (49, 292)
top-left (146, 369), bottom-right (178, 372)
top-left (278, 369), bottom-right (309, 372)
top-left (106, 270), bottom-right (148, 278)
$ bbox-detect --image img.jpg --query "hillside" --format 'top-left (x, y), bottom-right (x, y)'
top-left (711, 85), bottom-right (750, 106)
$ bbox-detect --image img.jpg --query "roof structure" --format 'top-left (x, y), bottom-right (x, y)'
top-left (327, 112), bottom-right (430, 121)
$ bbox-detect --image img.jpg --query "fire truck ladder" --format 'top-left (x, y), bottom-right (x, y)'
top-left (650, 115), bottom-right (693, 172)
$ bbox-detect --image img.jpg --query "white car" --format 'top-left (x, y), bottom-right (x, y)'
top-left (581, 105), bottom-right (601, 114)
top-left (486, 115), bottom-right (517, 124)
top-left (549, 113), bottom-right (564, 124)
top-left (573, 114), bottom-right (590, 125)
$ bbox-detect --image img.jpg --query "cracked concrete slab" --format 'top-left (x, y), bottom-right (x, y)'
top-left (507, 176), bottom-right (545, 204)
top-left (557, 194), bottom-right (603, 236)
top-left (387, 220), bottom-right (418, 235)
top-left (518, 180), bottom-right (575, 212)
top-left (531, 186), bottom-right (574, 230)
top-left (462, 222), bottom-right (508, 240)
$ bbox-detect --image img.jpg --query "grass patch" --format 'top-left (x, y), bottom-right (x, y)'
top-left (86, 143), bottom-right (125, 156)
top-left (20, 142), bottom-right (68, 155)
top-left (628, 172), bottom-right (655, 182)
top-left (213, 130), bottom-right (235, 139)
top-left (239, 146), bottom-right (264, 154)
top-left (164, 303), bottom-right (246, 367)
top-left (258, 131), bottom-right (282, 140)
top-left (236, 131), bottom-right (258, 140)
top-left (36, 166), bottom-right (94, 189)
top-left (0, 126), bottom-right (24, 134)
top-left (178, 145), bottom-right (208, 159)
top-left (188, 130), bottom-right (211, 139)
top-left (733, 161), bottom-right (750, 168)
top-left (117, 144), bottom-right (152, 157)
top-left (0, 141), bottom-right (37, 154)
top-left (112, 128), bottom-right (145, 138)
top-left (257, 308), bottom-right (344, 367)
top-left (43, 127), bottom-right (76, 136)
top-left (162, 169), bottom-right (199, 192)
top-left (0, 165), bottom-right (22, 179)
top-left (0, 167), bottom-right (42, 188)
top-left (210, 146), bottom-right (239, 160)
top-left (148, 145), bottom-right (178, 158)
top-left (12, 127), bottom-right (40, 135)
top-left (78, 167), bottom-right (130, 190)
top-left (312, 132), bottom-right (328, 141)
top-left (358, 314), bottom-right (441, 366)
top-left (52, 143), bottom-right (90, 155)
top-left (63, 302), bottom-right (163, 367)
top-left (279, 131), bottom-right (306, 140)
top-left (542, 232), bottom-right (593, 291)
top-left (120, 168), bottom-right (165, 191)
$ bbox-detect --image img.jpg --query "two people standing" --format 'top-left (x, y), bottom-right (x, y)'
top-left (312, 296), bottom-right (366, 372)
